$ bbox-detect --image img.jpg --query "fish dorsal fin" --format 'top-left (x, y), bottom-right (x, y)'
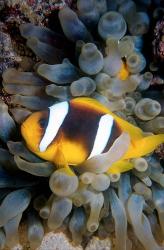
top-left (71, 97), bottom-right (109, 113)
top-left (71, 97), bottom-right (143, 141)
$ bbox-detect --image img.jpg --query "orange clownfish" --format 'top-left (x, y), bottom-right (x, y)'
top-left (21, 97), bottom-right (164, 175)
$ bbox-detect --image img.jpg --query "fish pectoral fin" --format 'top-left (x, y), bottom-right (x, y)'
top-left (107, 160), bottom-right (134, 174)
top-left (53, 146), bottom-right (68, 169)
top-left (77, 132), bottom-right (131, 174)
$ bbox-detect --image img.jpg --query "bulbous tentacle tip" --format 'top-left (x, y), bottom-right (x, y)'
top-left (58, 6), bottom-right (93, 42)
top-left (78, 43), bottom-right (104, 75)
top-left (87, 222), bottom-right (99, 233)
top-left (98, 11), bottom-right (127, 40)
top-left (27, 211), bottom-right (44, 249)
top-left (49, 168), bottom-right (79, 197)
top-left (48, 197), bottom-right (72, 230)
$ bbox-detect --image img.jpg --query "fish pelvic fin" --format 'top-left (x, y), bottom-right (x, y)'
top-left (123, 134), bottom-right (164, 159)
top-left (53, 145), bottom-right (68, 168)
top-left (53, 146), bottom-right (75, 177)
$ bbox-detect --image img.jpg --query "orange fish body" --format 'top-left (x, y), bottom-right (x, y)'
top-left (21, 97), bottom-right (164, 173)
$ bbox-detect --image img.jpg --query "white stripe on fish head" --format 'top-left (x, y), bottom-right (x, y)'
top-left (39, 101), bottom-right (69, 152)
top-left (88, 114), bottom-right (113, 159)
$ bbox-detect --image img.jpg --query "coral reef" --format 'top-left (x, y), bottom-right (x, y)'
top-left (153, 9), bottom-right (164, 62)
top-left (0, 0), bottom-right (164, 250)
top-left (1, 0), bottom-right (74, 24)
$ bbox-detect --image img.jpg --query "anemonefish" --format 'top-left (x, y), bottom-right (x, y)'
top-left (21, 97), bottom-right (164, 174)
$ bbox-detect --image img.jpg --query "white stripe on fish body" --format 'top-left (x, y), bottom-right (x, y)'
top-left (88, 114), bottom-right (114, 159)
top-left (39, 101), bottom-right (69, 152)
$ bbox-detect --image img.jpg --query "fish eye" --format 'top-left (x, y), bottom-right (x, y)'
top-left (39, 118), bottom-right (48, 129)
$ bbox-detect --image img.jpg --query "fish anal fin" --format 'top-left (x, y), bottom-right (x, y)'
top-left (107, 160), bottom-right (134, 174)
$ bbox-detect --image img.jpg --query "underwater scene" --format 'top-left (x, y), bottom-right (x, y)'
top-left (0, 0), bottom-right (164, 249)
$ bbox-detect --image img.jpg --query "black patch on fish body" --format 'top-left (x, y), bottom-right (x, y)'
top-left (61, 102), bottom-right (103, 158)
top-left (41, 101), bottom-right (123, 159)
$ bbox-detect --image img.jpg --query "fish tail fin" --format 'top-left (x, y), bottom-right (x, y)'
top-left (124, 134), bottom-right (164, 159)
